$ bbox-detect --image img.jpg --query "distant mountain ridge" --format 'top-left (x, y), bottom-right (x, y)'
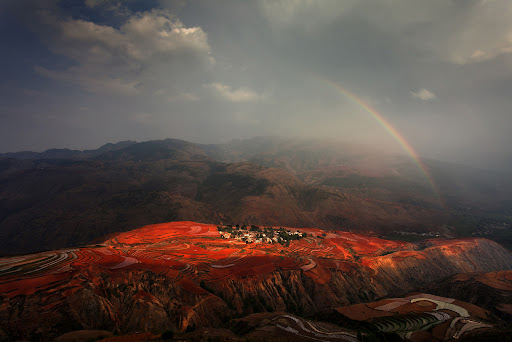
top-left (0, 140), bottom-right (137, 160)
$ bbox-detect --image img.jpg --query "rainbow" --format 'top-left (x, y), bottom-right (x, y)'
top-left (323, 79), bottom-right (443, 203)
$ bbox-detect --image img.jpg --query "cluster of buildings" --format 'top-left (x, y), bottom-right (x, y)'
top-left (220, 232), bottom-right (273, 244)
top-left (393, 230), bottom-right (441, 237)
top-left (218, 226), bottom-right (304, 244)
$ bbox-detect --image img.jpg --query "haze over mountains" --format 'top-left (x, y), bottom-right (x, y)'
top-left (1, 137), bottom-right (511, 255)
top-left (4, 1), bottom-right (512, 172)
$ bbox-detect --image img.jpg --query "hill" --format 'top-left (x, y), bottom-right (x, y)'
top-left (0, 221), bottom-right (511, 341)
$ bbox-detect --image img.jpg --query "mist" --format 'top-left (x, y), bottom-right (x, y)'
top-left (1, 0), bottom-right (512, 170)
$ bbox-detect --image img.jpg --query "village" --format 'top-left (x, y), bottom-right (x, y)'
top-left (217, 224), bottom-right (306, 245)
top-left (393, 230), bottom-right (442, 237)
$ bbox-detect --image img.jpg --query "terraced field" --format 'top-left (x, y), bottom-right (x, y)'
top-left (0, 222), bottom-right (509, 297)
top-left (0, 221), bottom-right (416, 295)
top-left (271, 314), bottom-right (358, 342)
top-left (337, 293), bottom-right (496, 341)
top-left (0, 221), bottom-right (510, 341)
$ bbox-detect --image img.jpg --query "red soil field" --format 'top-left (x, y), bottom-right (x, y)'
top-left (0, 221), bottom-right (502, 299)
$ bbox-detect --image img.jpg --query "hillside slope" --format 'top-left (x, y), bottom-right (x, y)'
top-left (0, 221), bottom-right (510, 340)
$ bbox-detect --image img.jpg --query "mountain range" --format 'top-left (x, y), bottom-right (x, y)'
top-left (1, 137), bottom-right (511, 255)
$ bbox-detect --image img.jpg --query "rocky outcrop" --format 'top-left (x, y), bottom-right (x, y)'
top-left (366, 239), bottom-right (512, 296)
top-left (0, 270), bottom-right (229, 341)
top-left (207, 239), bottom-right (512, 316)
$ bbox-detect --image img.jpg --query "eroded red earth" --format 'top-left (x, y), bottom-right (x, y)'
top-left (1, 221), bottom-right (511, 341)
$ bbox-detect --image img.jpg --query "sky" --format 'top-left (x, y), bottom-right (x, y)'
top-left (1, 0), bottom-right (512, 169)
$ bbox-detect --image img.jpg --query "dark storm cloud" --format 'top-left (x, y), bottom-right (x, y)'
top-left (1, 0), bottom-right (512, 169)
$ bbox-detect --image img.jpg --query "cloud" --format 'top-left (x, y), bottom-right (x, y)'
top-left (408, 0), bottom-right (512, 65)
top-left (410, 88), bottom-right (436, 101)
top-left (456, 45), bottom-right (512, 65)
top-left (207, 83), bottom-right (263, 102)
top-left (120, 11), bottom-right (213, 63)
top-left (260, 0), bottom-right (512, 66)
top-left (36, 9), bottom-right (213, 94)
